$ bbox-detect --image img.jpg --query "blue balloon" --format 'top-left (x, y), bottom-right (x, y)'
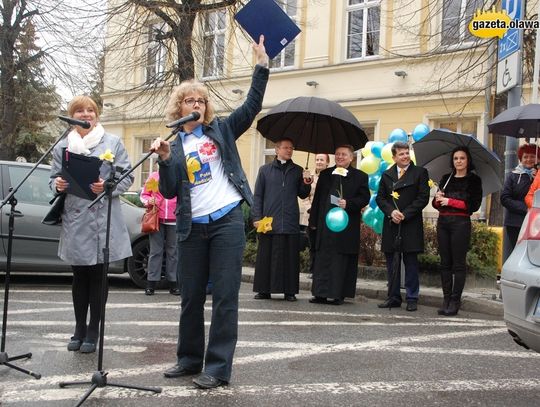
top-left (362, 207), bottom-right (375, 225)
top-left (368, 174), bottom-right (381, 191)
top-left (369, 194), bottom-right (378, 209)
top-left (412, 123), bottom-right (430, 142)
top-left (326, 207), bottom-right (349, 232)
top-left (370, 141), bottom-right (385, 158)
top-left (378, 161), bottom-right (388, 173)
top-left (372, 217), bottom-right (383, 234)
top-left (388, 128), bottom-right (408, 143)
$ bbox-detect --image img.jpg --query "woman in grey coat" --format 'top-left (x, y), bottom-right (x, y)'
top-left (50, 95), bottom-right (133, 353)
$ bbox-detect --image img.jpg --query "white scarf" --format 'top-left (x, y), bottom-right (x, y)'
top-left (67, 123), bottom-right (105, 155)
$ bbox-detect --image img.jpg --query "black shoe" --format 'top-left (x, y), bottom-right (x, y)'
top-left (406, 301), bottom-right (417, 312)
top-left (377, 298), bottom-right (402, 309)
top-left (309, 296), bottom-right (328, 304)
top-left (330, 298), bottom-right (344, 305)
top-left (169, 288), bottom-right (181, 296)
top-left (284, 294), bottom-right (297, 301)
top-left (437, 297), bottom-right (450, 315)
top-left (443, 299), bottom-right (461, 316)
top-left (145, 288), bottom-right (154, 296)
top-left (254, 293), bottom-right (271, 300)
top-left (163, 364), bottom-right (201, 378)
top-left (79, 340), bottom-right (96, 353)
top-left (193, 373), bottom-right (227, 389)
top-left (67, 337), bottom-right (82, 351)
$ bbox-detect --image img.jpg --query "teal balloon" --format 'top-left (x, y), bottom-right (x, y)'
top-left (388, 128), bottom-right (408, 143)
top-left (368, 174), bottom-right (381, 191)
top-left (373, 206), bottom-right (384, 221)
top-left (370, 141), bottom-right (385, 158)
top-left (325, 207), bottom-right (349, 232)
top-left (362, 207), bottom-right (376, 225)
top-left (372, 217), bottom-right (383, 234)
top-left (378, 161), bottom-right (388, 174)
top-left (412, 123), bottom-right (430, 142)
top-left (369, 194), bottom-right (378, 209)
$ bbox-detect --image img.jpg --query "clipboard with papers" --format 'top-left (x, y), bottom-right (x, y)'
top-left (234, 0), bottom-right (301, 60)
top-left (61, 149), bottom-right (102, 200)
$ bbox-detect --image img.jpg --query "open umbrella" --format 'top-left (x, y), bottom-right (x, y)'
top-left (413, 129), bottom-right (502, 196)
top-left (488, 104), bottom-right (540, 137)
top-left (256, 96), bottom-right (368, 156)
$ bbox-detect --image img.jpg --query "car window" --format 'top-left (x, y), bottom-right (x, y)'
top-left (7, 166), bottom-right (54, 205)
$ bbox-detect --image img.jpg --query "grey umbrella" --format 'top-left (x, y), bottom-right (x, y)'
top-left (488, 103), bottom-right (540, 137)
top-left (256, 96), bottom-right (368, 154)
top-left (413, 129), bottom-right (502, 196)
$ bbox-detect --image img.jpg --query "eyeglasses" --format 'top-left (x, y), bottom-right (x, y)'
top-left (183, 98), bottom-right (207, 106)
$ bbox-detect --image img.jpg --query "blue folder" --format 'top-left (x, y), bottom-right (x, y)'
top-left (234, 0), bottom-right (301, 60)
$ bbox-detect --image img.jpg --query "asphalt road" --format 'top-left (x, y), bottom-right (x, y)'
top-left (1, 274), bottom-right (540, 406)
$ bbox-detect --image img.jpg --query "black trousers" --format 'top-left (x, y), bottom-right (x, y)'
top-left (436, 216), bottom-right (471, 300)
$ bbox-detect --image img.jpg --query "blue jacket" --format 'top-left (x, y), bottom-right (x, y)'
top-left (159, 64), bottom-right (269, 240)
top-left (501, 168), bottom-right (534, 228)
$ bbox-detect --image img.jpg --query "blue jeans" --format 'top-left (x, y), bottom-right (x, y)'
top-left (175, 205), bottom-right (244, 382)
top-left (384, 251), bottom-right (420, 302)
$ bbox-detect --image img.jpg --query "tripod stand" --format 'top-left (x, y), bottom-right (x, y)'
top-left (0, 126), bottom-right (71, 379)
top-left (57, 121), bottom-right (188, 405)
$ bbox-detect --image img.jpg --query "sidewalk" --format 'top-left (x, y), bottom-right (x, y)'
top-left (241, 266), bottom-right (503, 317)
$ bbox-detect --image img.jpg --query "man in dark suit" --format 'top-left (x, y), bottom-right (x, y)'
top-left (375, 141), bottom-right (430, 311)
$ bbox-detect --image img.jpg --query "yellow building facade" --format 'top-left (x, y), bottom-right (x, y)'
top-left (101, 0), bottom-right (492, 196)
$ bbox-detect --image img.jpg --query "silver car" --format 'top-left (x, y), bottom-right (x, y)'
top-left (501, 190), bottom-right (540, 353)
top-left (0, 160), bottom-right (153, 288)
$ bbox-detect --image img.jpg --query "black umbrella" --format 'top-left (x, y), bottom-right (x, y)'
top-left (256, 97), bottom-right (368, 156)
top-left (488, 104), bottom-right (540, 137)
top-left (413, 129), bottom-right (502, 196)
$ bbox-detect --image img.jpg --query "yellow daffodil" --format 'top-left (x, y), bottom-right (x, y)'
top-left (145, 178), bottom-right (159, 193)
top-left (99, 149), bottom-right (115, 162)
top-left (428, 179), bottom-right (436, 189)
top-left (391, 191), bottom-right (400, 200)
top-left (256, 216), bottom-right (273, 234)
top-left (332, 167), bottom-right (348, 177)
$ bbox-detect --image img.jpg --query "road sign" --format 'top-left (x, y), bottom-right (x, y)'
top-left (498, 0), bottom-right (523, 60)
top-left (497, 51), bottom-right (520, 94)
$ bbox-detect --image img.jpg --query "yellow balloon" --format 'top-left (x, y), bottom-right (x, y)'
top-left (361, 141), bottom-right (374, 158)
top-left (359, 155), bottom-right (380, 175)
top-left (381, 143), bottom-right (394, 164)
top-left (410, 149), bottom-right (416, 164)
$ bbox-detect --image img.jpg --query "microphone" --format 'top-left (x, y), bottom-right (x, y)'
top-left (58, 115), bottom-right (91, 129)
top-left (166, 112), bottom-right (201, 128)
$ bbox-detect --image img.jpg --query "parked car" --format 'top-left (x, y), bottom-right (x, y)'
top-left (0, 160), bottom-right (153, 288)
top-left (501, 190), bottom-right (540, 353)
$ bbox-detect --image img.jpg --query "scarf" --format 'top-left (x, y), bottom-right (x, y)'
top-left (513, 163), bottom-right (534, 176)
top-left (67, 123), bottom-right (105, 155)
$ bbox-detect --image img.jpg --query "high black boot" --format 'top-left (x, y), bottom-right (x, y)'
top-left (437, 296), bottom-right (450, 315)
top-left (443, 297), bottom-right (461, 316)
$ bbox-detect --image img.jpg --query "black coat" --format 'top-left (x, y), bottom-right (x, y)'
top-left (376, 163), bottom-right (430, 253)
top-left (251, 158), bottom-right (311, 234)
top-left (501, 170), bottom-right (534, 228)
top-left (308, 166), bottom-right (370, 254)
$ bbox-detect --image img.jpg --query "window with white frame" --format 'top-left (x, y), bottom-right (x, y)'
top-left (433, 118), bottom-right (478, 135)
top-left (202, 9), bottom-right (226, 78)
top-left (346, 0), bottom-right (380, 59)
top-left (140, 138), bottom-right (160, 188)
top-left (269, 0), bottom-right (297, 69)
top-left (441, 0), bottom-right (483, 46)
top-left (145, 22), bottom-right (167, 83)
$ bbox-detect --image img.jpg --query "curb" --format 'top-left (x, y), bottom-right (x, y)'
top-left (241, 267), bottom-right (503, 317)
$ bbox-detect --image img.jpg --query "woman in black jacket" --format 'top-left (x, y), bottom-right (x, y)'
top-left (501, 144), bottom-right (538, 251)
top-left (432, 146), bottom-right (482, 316)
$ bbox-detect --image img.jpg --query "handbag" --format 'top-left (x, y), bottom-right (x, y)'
top-left (141, 205), bottom-right (160, 233)
top-left (42, 193), bottom-right (66, 225)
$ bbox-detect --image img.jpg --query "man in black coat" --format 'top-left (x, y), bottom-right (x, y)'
top-left (376, 141), bottom-right (430, 311)
top-left (251, 138), bottom-right (312, 301)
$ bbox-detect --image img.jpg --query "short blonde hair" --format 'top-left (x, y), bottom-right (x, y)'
top-left (164, 80), bottom-right (215, 125)
top-left (67, 95), bottom-right (100, 119)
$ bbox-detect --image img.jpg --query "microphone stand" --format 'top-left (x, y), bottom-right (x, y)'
top-left (58, 124), bottom-right (183, 405)
top-left (0, 126), bottom-right (72, 379)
